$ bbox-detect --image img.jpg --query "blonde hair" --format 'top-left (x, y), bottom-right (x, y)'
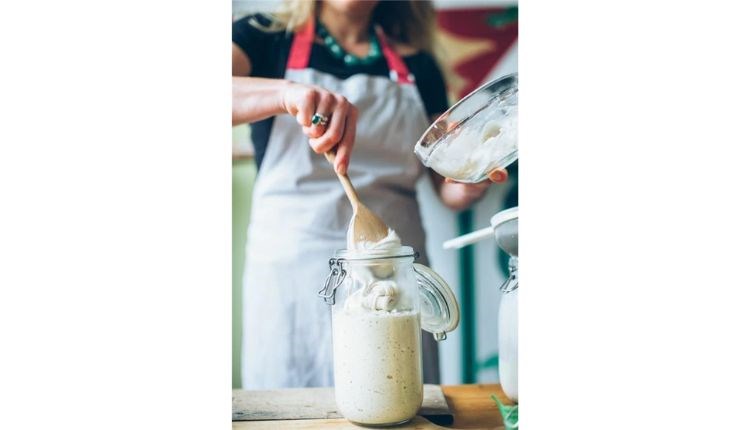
top-left (250, 0), bottom-right (436, 54)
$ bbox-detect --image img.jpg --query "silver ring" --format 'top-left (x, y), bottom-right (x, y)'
top-left (311, 113), bottom-right (329, 127)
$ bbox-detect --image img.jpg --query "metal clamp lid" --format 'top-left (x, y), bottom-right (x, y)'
top-left (318, 258), bottom-right (346, 305)
top-left (499, 256), bottom-right (518, 293)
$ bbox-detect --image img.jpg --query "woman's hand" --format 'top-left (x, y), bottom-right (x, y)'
top-left (433, 168), bottom-right (509, 211)
top-left (232, 44), bottom-right (355, 174)
top-left (231, 53), bottom-right (357, 174)
top-left (280, 82), bottom-right (358, 175)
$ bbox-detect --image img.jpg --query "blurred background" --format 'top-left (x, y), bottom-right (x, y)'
top-left (232, 0), bottom-right (518, 388)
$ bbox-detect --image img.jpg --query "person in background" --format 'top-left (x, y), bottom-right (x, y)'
top-left (232, 0), bottom-right (507, 389)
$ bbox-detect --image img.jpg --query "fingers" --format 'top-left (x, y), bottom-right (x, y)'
top-left (309, 94), bottom-right (350, 154)
top-left (441, 177), bottom-right (491, 205)
top-left (456, 181), bottom-right (491, 203)
top-left (296, 88), bottom-right (317, 128)
top-left (489, 168), bottom-right (508, 183)
top-left (307, 91), bottom-right (336, 140)
top-left (334, 106), bottom-right (358, 174)
top-left (283, 84), bottom-right (358, 170)
top-left (443, 168), bottom-right (508, 184)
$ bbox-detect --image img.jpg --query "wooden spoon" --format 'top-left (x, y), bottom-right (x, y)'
top-left (324, 151), bottom-right (389, 244)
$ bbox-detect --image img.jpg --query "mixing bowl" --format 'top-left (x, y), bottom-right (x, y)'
top-left (414, 73), bottom-right (518, 183)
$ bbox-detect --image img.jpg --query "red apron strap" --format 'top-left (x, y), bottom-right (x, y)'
top-left (286, 18), bottom-right (315, 70)
top-left (375, 26), bottom-right (415, 84)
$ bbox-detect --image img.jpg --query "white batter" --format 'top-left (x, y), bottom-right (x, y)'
top-left (346, 226), bottom-right (402, 252)
top-left (332, 309), bottom-right (423, 424)
top-left (426, 95), bottom-right (518, 182)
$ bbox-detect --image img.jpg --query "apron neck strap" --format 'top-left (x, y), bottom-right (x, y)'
top-left (374, 25), bottom-right (415, 84)
top-left (286, 19), bottom-right (415, 85)
top-left (286, 18), bottom-right (315, 70)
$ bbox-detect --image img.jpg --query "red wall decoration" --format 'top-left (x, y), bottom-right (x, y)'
top-left (436, 6), bottom-right (518, 102)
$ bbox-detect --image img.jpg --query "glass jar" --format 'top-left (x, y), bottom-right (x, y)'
top-left (318, 246), bottom-right (459, 426)
top-left (498, 256), bottom-right (518, 402)
top-left (493, 207), bottom-right (518, 403)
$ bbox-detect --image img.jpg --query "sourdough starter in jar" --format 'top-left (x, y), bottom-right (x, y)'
top-left (332, 309), bottom-right (422, 424)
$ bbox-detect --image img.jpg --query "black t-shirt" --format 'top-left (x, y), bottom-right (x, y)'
top-left (232, 14), bottom-right (449, 168)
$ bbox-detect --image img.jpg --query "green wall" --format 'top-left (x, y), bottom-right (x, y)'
top-left (232, 158), bottom-right (256, 388)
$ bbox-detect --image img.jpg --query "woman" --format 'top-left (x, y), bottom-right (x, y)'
top-left (233, 0), bottom-right (507, 389)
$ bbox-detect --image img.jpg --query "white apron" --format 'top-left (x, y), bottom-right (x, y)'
top-left (242, 19), bottom-right (436, 389)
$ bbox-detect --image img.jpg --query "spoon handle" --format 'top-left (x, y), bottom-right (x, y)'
top-left (324, 150), bottom-right (359, 209)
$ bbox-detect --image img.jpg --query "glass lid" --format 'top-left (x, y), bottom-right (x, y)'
top-left (414, 264), bottom-right (460, 341)
top-left (414, 73), bottom-right (518, 183)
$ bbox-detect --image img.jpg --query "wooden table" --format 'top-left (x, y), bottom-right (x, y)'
top-left (441, 384), bottom-right (510, 429)
top-left (233, 384), bottom-right (512, 430)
